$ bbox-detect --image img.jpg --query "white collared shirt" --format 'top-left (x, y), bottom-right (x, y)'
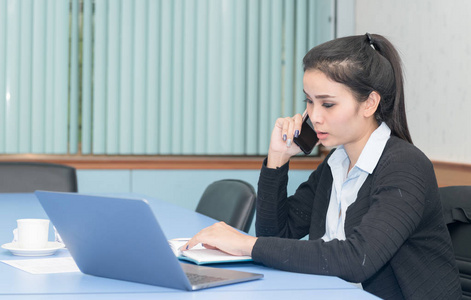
top-left (321, 122), bottom-right (391, 242)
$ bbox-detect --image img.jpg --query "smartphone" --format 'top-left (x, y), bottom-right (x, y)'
top-left (293, 114), bottom-right (318, 155)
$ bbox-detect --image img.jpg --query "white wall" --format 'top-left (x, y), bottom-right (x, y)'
top-left (355, 0), bottom-right (471, 163)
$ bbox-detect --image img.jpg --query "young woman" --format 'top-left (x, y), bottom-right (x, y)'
top-left (183, 34), bottom-right (462, 299)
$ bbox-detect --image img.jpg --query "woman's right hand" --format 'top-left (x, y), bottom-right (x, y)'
top-left (267, 113), bottom-right (304, 169)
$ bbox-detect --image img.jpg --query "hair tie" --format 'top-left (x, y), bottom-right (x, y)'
top-left (365, 33), bottom-right (376, 50)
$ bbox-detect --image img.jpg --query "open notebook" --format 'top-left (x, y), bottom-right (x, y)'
top-left (169, 238), bottom-right (253, 265)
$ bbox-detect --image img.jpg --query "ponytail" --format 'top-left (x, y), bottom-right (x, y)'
top-left (368, 33), bottom-right (412, 143)
top-left (303, 33), bottom-right (413, 144)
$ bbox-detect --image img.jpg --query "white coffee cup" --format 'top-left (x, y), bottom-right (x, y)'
top-left (16, 219), bottom-right (50, 249)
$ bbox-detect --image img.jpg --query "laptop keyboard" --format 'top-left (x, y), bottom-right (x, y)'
top-left (186, 273), bottom-right (226, 285)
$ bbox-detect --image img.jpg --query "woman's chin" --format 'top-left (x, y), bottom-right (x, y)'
top-left (319, 141), bottom-right (337, 149)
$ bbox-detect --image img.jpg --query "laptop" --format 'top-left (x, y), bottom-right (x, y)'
top-left (34, 191), bottom-right (263, 291)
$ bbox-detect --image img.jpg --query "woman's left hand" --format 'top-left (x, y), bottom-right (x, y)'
top-left (181, 222), bottom-right (257, 256)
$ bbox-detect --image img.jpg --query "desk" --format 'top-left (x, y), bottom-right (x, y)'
top-left (0, 193), bottom-right (378, 299)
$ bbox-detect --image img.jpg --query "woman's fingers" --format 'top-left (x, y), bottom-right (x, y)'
top-left (281, 118), bottom-right (289, 142)
top-left (274, 114), bottom-right (304, 146)
top-left (267, 114), bottom-right (305, 168)
top-left (293, 113), bottom-right (303, 138)
top-left (181, 222), bottom-right (225, 251)
top-left (180, 222), bottom-right (257, 256)
top-left (202, 244), bottom-right (218, 250)
top-left (286, 118), bottom-right (295, 147)
top-left (280, 114), bottom-right (303, 147)
top-left (287, 114), bottom-right (303, 147)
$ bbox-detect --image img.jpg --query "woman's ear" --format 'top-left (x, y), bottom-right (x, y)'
top-left (363, 91), bottom-right (381, 118)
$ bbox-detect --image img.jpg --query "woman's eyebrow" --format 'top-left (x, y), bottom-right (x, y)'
top-left (303, 89), bottom-right (335, 99)
top-left (315, 94), bottom-right (335, 99)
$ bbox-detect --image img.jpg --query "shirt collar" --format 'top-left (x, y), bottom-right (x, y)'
top-left (355, 122), bottom-right (391, 174)
top-left (328, 122), bottom-right (391, 175)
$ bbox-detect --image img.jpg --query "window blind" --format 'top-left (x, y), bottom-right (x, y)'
top-left (0, 0), bottom-right (69, 154)
top-left (0, 0), bottom-right (334, 155)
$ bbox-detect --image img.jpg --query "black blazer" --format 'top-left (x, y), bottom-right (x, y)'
top-left (253, 136), bottom-right (462, 300)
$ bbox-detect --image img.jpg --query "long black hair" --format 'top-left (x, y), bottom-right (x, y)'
top-left (303, 33), bottom-right (412, 144)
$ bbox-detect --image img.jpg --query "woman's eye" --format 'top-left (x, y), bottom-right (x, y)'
top-left (303, 98), bottom-right (313, 104)
top-left (322, 103), bottom-right (334, 108)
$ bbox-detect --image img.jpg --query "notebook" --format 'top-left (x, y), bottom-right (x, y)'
top-left (169, 238), bottom-right (253, 265)
top-left (34, 191), bottom-right (263, 291)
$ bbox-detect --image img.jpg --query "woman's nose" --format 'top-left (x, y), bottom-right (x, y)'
top-left (309, 105), bottom-right (322, 125)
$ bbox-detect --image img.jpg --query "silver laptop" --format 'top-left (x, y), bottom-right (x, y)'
top-left (35, 191), bottom-right (263, 291)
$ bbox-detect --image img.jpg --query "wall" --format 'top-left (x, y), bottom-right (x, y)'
top-left (76, 168), bottom-right (313, 235)
top-left (355, 0), bottom-right (471, 164)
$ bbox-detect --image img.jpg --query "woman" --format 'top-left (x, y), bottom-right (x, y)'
top-left (183, 34), bottom-right (462, 299)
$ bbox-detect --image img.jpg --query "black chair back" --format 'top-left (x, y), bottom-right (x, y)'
top-left (439, 185), bottom-right (471, 299)
top-left (0, 162), bottom-right (78, 193)
top-left (195, 179), bottom-right (256, 233)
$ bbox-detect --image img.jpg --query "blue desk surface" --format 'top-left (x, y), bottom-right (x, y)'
top-left (0, 193), bottom-right (379, 299)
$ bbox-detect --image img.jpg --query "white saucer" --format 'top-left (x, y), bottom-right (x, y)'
top-left (1, 242), bottom-right (65, 257)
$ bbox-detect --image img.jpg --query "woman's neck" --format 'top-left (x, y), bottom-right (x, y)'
top-left (345, 121), bottom-right (380, 171)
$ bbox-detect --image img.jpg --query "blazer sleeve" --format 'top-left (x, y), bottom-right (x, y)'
top-left (252, 145), bottom-right (434, 284)
top-left (255, 157), bottom-right (327, 240)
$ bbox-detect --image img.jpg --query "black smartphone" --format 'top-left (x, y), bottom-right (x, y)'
top-left (293, 114), bottom-right (318, 155)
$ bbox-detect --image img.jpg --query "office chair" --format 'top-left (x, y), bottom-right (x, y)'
top-left (439, 185), bottom-right (471, 299)
top-left (0, 162), bottom-right (78, 193)
top-left (195, 179), bottom-right (256, 233)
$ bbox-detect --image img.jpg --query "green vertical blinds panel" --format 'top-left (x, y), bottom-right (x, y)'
top-left (0, 0), bottom-right (69, 154)
top-left (0, 0), bottom-right (334, 155)
top-left (81, 0), bottom-right (93, 155)
top-left (69, 0), bottom-right (79, 154)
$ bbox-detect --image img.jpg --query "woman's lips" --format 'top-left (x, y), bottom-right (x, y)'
top-left (316, 131), bottom-right (328, 140)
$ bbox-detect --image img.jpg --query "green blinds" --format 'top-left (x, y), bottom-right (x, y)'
top-left (0, 0), bottom-right (70, 154)
top-left (0, 0), bottom-right (334, 155)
